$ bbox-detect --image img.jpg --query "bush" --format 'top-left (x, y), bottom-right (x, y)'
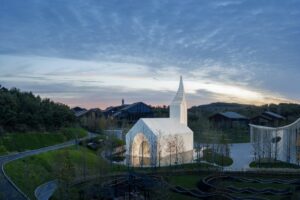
top-left (202, 149), bottom-right (233, 167)
top-left (111, 137), bottom-right (125, 148)
top-left (250, 160), bottom-right (300, 169)
top-left (0, 126), bottom-right (5, 136)
top-left (0, 145), bottom-right (7, 155)
top-left (110, 156), bottom-right (125, 162)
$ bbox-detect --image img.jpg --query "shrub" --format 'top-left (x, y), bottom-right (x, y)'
top-left (0, 145), bottom-right (8, 155)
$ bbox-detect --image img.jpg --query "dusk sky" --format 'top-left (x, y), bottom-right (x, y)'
top-left (0, 0), bottom-right (299, 109)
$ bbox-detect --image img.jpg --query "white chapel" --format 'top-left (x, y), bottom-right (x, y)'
top-left (126, 76), bottom-right (194, 166)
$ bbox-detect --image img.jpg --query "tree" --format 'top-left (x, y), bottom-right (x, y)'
top-left (165, 135), bottom-right (176, 166)
top-left (0, 86), bottom-right (76, 132)
top-left (156, 130), bottom-right (164, 167)
top-left (217, 133), bottom-right (230, 170)
top-left (55, 150), bottom-right (76, 200)
top-left (174, 135), bottom-right (185, 165)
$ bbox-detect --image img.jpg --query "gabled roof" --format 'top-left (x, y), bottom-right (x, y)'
top-left (111, 102), bottom-right (152, 117)
top-left (263, 111), bottom-right (285, 120)
top-left (104, 104), bottom-right (128, 112)
top-left (215, 111), bottom-right (248, 120)
top-left (121, 102), bottom-right (150, 112)
top-left (74, 110), bottom-right (89, 117)
top-left (138, 118), bottom-right (193, 136)
top-left (72, 106), bottom-right (87, 112)
top-left (251, 114), bottom-right (273, 121)
top-left (74, 108), bottom-right (102, 118)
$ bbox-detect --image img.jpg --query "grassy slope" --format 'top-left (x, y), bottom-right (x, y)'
top-left (0, 127), bottom-right (87, 155)
top-left (5, 145), bottom-right (217, 200)
top-left (168, 174), bottom-right (205, 188)
top-left (167, 174), bottom-right (208, 200)
top-left (4, 146), bottom-right (109, 199)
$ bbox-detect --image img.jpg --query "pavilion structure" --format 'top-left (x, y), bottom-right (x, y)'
top-left (125, 77), bottom-right (194, 167)
top-left (250, 118), bottom-right (300, 165)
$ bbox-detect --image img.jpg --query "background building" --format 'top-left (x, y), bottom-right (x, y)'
top-left (251, 111), bottom-right (286, 127)
top-left (209, 111), bottom-right (249, 129)
top-left (72, 107), bottom-right (104, 133)
top-left (250, 118), bottom-right (300, 165)
top-left (104, 101), bottom-right (153, 123)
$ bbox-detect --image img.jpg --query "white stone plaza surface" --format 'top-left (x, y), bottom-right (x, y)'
top-left (126, 77), bottom-right (194, 166)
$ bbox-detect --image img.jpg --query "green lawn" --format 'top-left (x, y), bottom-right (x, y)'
top-left (250, 160), bottom-right (300, 169)
top-left (4, 146), bottom-right (114, 199)
top-left (218, 180), bottom-right (291, 190)
top-left (194, 129), bottom-right (250, 144)
top-left (201, 149), bottom-right (233, 167)
top-left (167, 174), bottom-right (208, 200)
top-left (130, 162), bottom-right (217, 173)
top-left (0, 127), bottom-right (87, 155)
top-left (168, 174), bottom-right (205, 188)
top-left (169, 192), bottom-right (199, 200)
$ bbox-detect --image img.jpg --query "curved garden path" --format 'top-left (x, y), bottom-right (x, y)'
top-left (0, 132), bottom-right (96, 200)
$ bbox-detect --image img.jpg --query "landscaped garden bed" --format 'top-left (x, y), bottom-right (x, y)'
top-left (250, 159), bottom-right (300, 169)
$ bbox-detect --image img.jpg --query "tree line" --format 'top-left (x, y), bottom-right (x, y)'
top-left (0, 85), bottom-right (76, 133)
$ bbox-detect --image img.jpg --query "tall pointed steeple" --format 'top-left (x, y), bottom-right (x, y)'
top-left (170, 76), bottom-right (187, 125)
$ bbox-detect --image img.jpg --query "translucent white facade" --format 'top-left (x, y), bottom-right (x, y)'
top-left (126, 77), bottom-right (194, 167)
top-left (250, 118), bottom-right (300, 165)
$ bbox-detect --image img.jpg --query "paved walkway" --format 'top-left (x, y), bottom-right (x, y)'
top-left (225, 143), bottom-right (254, 171)
top-left (34, 180), bottom-right (58, 200)
top-left (0, 132), bottom-right (96, 200)
top-left (195, 142), bottom-right (254, 171)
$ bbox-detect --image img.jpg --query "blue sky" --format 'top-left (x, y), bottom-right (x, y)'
top-left (0, 0), bottom-right (299, 108)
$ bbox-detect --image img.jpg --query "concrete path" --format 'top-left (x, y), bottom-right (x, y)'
top-left (0, 132), bottom-right (96, 200)
top-left (194, 142), bottom-right (254, 171)
top-left (34, 180), bottom-right (58, 200)
top-left (225, 143), bottom-right (254, 171)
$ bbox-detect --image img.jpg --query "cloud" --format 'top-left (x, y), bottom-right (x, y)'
top-left (212, 1), bottom-right (244, 8)
top-left (0, 0), bottom-right (299, 107)
top-left (1, 54), bottom-right (299, 109)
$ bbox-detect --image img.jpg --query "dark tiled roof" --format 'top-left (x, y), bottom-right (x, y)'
top-left (263, 111), bottom-right (285, 120)
top-left (74, 110), bottom-right (88, 117)
top-left (219, 111), bottom-right (248, 119)
top-left (112, 102), bottom-right (151, 117)
top-left (104, 105), bottom-right (128, 112)
top-left (74, 108), bottom-right (102, 118)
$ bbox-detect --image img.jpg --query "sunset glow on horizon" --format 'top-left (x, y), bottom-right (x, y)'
top-left (0, 0), bottom-right (299, 109)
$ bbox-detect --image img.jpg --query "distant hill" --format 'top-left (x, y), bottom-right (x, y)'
top-left (189, 102), bottom-right (300, 123)
top-left (192, 102), bottom-right (254, 113)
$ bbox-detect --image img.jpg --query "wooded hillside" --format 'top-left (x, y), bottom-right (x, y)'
top-left (0, 86), bottom-right (76, 133)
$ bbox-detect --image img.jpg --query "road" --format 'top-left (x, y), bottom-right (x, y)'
top-left (0, 132), bottom-right (95, 200)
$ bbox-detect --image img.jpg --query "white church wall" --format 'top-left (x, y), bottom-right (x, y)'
top-left (125, 119), bottom-right (158, 167)
top-left (170, 101), bottom-right (187, 125)
top-left (125, 77), bottom-right (194, 167)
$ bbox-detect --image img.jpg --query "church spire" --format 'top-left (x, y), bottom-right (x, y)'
top-left (172, 76), bottom-right (185, 103)
top-left (170, 76), bottom-right (187, 125)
